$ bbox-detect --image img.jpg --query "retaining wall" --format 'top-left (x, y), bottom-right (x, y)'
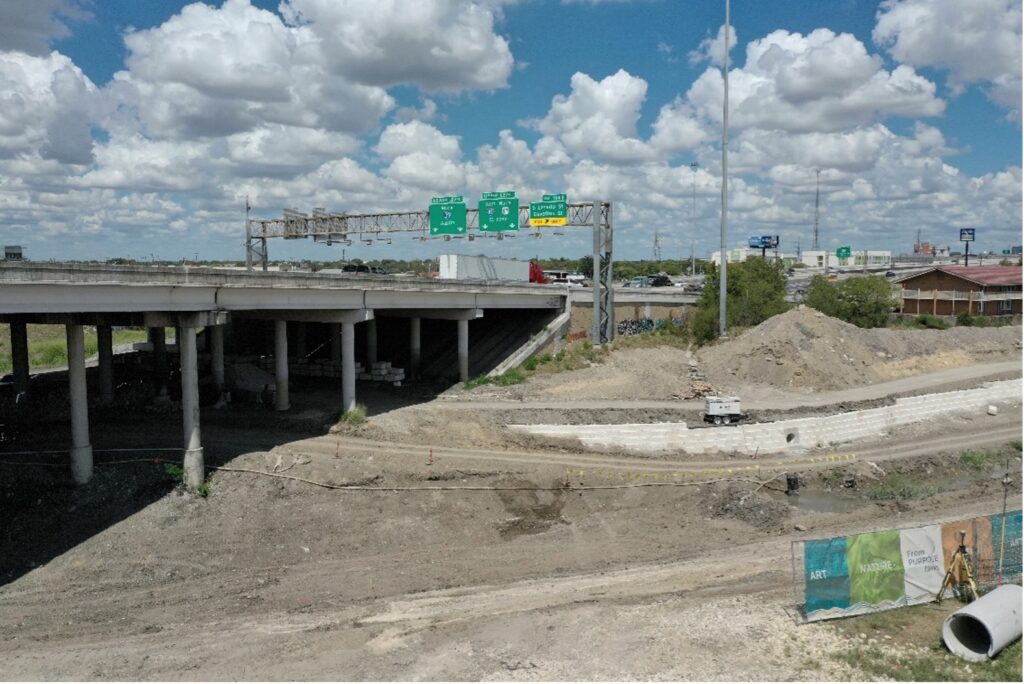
top-left (511, 380), bottom-right (1021, 455)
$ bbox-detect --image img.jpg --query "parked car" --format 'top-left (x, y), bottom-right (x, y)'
top-left (885, 270), bottom-right (897, 278)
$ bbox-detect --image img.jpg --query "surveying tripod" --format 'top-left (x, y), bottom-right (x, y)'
top-left (935, 530), bottom-right (979, 603)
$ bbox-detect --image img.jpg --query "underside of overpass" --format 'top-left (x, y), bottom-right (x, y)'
top-left (0, 263), bottom-right (566, 488)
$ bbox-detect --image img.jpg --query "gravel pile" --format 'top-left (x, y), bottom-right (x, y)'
top-left (697, 306), bottom-right (1021, 391)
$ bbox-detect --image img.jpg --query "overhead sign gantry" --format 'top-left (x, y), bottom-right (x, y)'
top-left (245, 197), bottom-right (615, 343)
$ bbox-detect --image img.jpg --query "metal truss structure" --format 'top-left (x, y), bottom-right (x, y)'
top-left (245, 201), bottom-right (615, 343)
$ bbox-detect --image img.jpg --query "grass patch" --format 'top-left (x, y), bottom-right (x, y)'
top-left (959, 450), bottom-right (1002, 471)
top-left (868, 474), bottom-right (938, 501)
top-left (821, 467), bottom-right (845, 489)
top-left (339, 404), bottom-right (367, 425)
top-left (492, 367), bottom-right (526, 386)
top-left (529, 340), bottom-right (609, 374)
top-left (911, 314), bottom-right (949, 330)
top-left (830, 601), bottom-right (1022, 681)
top-left (613, 321), bottom-right (690, 350)
top-left (463, 375), bottom-right (492, 389)
top-left (0, 324), bottom-right (160, 373)
top-left (463, 368), bottom-right (527, 389)
top-left (1012, 439), bottom-right (1022, 452)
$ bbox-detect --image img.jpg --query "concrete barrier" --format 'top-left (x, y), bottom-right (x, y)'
top-left (510, 380), bottom-right (1021, 455)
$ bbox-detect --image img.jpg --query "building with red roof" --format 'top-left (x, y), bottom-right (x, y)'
top-left (894, 265), bottom-right (1022, 316)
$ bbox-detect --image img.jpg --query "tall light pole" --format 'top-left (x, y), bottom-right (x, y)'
top-left (718, 0), bottom-right (730, 339)
top-left (690, 160), bottom-right (698, 275)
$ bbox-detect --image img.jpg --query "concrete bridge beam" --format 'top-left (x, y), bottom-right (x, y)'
top-left (342, 321), bottom-right (356, 413)
top-left (66, 324), bottom-right (93, 485)
top-left (458, 319), bottom-right (469, 382)
top-left (9, 318), bottom-right (29, 398)
top-left (409, 317), bottom-right (420, 379)
top-left (209, 324), bottom-right (225, 394)
top-left (150, 326), bottom-right (168, 398)
top-left (366, 319), bottom-right (378, 366)
top-left (330, 323), bottom-right (341, 363)
top-left (274, 319), bottom-right (290, 411)
top-left (179, 323), bottom-right (204, 488)
top-left (97, 324), bottom-right (113, 404)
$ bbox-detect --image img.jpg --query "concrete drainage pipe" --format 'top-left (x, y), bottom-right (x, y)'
top-left (942, 584), bottom-right (1022, 662)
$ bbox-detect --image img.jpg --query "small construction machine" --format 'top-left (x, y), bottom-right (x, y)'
top-left (702, 395), bottom-right (746, 425)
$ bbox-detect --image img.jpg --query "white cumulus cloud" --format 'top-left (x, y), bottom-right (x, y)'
top-left (687, 28), bottom-right (945, 133)
top-left (280, 0), bottom-right (514, 91)
top-left (874, 0), bottom-right (1022, 116)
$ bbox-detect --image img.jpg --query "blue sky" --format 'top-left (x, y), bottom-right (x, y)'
top-left (0, 0), bottom-right (1020, 263)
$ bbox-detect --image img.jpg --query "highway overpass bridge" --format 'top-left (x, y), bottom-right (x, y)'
top-left (0, 262), bottom-right (565, 487)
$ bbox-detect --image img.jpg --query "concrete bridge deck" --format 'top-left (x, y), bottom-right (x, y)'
top-left (1, 263), bottom-right (566, 487)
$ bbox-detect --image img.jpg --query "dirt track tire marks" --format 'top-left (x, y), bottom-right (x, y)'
top-left (282, 424), bottom-right (1022, 475)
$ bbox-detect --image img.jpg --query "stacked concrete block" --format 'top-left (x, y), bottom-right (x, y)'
top-left (511, 380), bottom-right (1020, 456)
top-left (364, 361), bottom-right (405, 386)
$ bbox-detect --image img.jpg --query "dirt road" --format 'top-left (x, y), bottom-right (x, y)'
top-left (1, 411), bottom-right (1019, 680)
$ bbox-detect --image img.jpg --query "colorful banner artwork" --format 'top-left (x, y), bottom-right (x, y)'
top-left (803, 511), bottom-right (1022, 622)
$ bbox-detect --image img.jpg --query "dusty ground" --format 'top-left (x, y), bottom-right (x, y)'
top-left (1, 314), bottom-right (1022, 680)
top-left (698, 307), bottom-right (1022, 392)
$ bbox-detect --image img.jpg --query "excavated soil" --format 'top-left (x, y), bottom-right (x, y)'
top-left (1, 311), bottom-right (1022, 680)
top-left (698, 306), bottom-right (1022, 391)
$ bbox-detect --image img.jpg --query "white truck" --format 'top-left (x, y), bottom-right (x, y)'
top-left (439, 254), bottom-right (530, 282)
top-left (702, 395), bottom-right (745, 425)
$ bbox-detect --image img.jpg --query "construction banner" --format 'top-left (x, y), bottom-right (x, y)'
top-left (803, 512), bottom-right (1022, 622)
top-left (991, 510), bottom-right (1023, 581)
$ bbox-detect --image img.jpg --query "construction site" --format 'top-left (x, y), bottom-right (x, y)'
top-left (0, 267), bottom-right (1021, 679)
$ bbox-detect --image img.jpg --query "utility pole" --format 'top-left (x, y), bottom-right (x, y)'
top-left (812, 169), bottom-right (821, 251)
top-left (719, 0), bottom-right (730, 339)
top-left (653, 231), bottom-right (662, 261)
top-left (244, 196), bottom-right (252, 271)
top-left (690, 160), bottom-right (698, 276)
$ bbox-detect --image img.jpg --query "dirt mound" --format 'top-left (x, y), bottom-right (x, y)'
top-left (697, 307), bottom-right (1021, 391)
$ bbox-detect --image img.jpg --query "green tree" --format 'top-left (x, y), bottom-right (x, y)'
top-left (804, 275), bottom-right (840, 317)
top-left (692, 259), bottom-right (789, 343)
top-left (578, 255), bottom-right (594, 278)
top-left (805, 275), bottom-right (894, 328)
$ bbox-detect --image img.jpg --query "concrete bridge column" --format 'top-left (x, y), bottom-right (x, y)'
top-left (97, 324), bottom-right (114, 404)
top-left (66, 324), bottom-right (93, 485)
top-left (151, 326), bottom-right (168, 398)
top-left (274, 319), bottom-right (290, 411)
top-left (295, 322), bottom-right (307, 360)
top-left (179, 324), bottom-right (204, 488)
top-left (366, 319), bottom-right (378, 366)
top-left (457, 319), bottom-right (469, 382)
top-left (409, 317), bottom-right (421, 379)
top-left (9, 319), bottom-right (29, 399)
top-left (209, 324), bottom-right (225, 394)
top-left (342, 321), bottom-right (356, 412)
top-left (330, 323), bottom-right (341, 364)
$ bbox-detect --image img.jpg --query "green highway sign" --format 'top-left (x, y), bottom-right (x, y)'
top-left (429, 196), bottom-right (466, 235)
top-left (836, 246), bottom-right (851, 258)
top-left (478, 191), bottom-right (519, 232)
top-left (530, 193), bottom-right (568, 226)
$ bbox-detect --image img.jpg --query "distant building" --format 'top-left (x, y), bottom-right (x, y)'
top-left (710, 245), bottom-right (798, 266)
top-left (894, 265), bottom-right (1023, 316)
top-left (797, 250), bottom-right (891, 269)
top-left (3, 245), bottom-right (23, 261)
